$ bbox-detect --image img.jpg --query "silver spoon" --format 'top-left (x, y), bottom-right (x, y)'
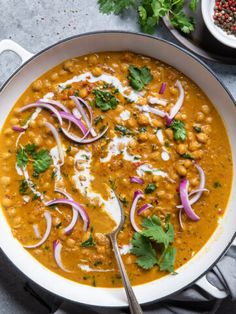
top-left (107, 191), bottom-right (143, 314)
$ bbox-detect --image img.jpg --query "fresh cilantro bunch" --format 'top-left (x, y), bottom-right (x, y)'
top-left (131, 215), bottom-right (176, 272)
top-left (98, 0), bottom-right (198, 35)
top-left (16, 143), bottom-right (52, 175)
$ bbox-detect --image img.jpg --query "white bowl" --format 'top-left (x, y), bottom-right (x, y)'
top-left (202, 0), bottom-right (236, 49)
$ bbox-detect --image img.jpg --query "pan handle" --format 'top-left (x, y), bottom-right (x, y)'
top-left (195, 275), bottom-right (228, 299)
top-left (0, 39), bottom-right (33, 63)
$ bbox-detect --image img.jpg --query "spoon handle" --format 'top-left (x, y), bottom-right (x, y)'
top-left (110, 234), bottom-right (143, 314)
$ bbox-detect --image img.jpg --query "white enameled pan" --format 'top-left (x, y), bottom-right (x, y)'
top-left (0, 31), bottom-right (235, 307)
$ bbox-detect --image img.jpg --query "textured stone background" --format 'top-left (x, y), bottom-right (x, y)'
top-left (0, 0), bottom-right (235, 313)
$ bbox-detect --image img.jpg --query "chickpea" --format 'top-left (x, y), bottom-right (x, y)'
top-left (184, 159), bottom-right (192, 168)
top-left (190, 177), bottom-right (199, 187)
top-left (152, 119), bottom-right (163, 128)
top-left (189, 141), bottom-right (201, 152)
top-left (165, 193), bottom-right (173, 200)
top-left (153, 175), bottom-right (161, 182)
top-left (66, 238), bottom-right (76, 248)
top-left (137, 97), bottom-right (147, 105)
top-left (59, 69), bottom-right (67, 76)
top-left (67, 156), bottom-right (74, 166)
top-left (181, 113), bottom-right (187, 121)
top-left (63, 60), bottom-right (74, 72)
top-left (138, 133), bottom-right (148, 142)
top-left (206, 117), bottom-right (213, 124)
top-left (52, 216), bottom-right (61, 227)
top-left (79, 88), bottom-right (88, 98)
top-left (121, 63), bottom-right (128, 72)
top-left (196, 133), bottom-right (208, 144)
top-left (128, 139), bottom-right (137, 149)
top-left (13, 216), bottom-right (22, 227)
top-left (114, 117), bottom-right (122, 124)
top-left (175, 164), bottom-right (187, 176)
top-left (3, 128), bottom-right (13, 136)
top-left (157, 190), bottom-right (165, 198)
top-left (58, 228), bottom-right (66, 241)
top-left (125, 255), bottom-right (134, 265)
top-left (88, 54), bottom-right (98, 66)
top-left (195, 112), bottom-right (205, 122)
top-left (126, 118), bottom-right (136, 128)
top-left (201, 105), bottom-right (210, 114)
top-left (2, 152), bottom-right (11, 160)
top-left (188, 132), bottom-right (195, 141)
top-left (170, 86), bottom-right (178, 95)
top-left (0, 176), bottom-right (11, 186)
top-left (45, 139), bottom-right (53, 146)
top-left (165, 128), bottom-right (173, 140)
top-left (192, 150), bottom-right (203, 160)
top-left (151, 152), bottom-right (160, 161)
top-left (94, 233), bottom-right (108, 246)
top-left (5, 140), bottom-right (13, 147)
top-left (201, 125), bottom-right (212, 135)
top-left (34, 136), bottom-right (42, 146)
top-left (137, 114), bottom-right (149, 126)
top-left (176, 144), bottom-right (187, 155)
top-left (32, 80), bottom-right (43, 92)
top-left (149, 134), bottom-right (156, 141)
top-left (8, 207), bottom-right (16, 217)
top-left (141, 209), bottom-right (151, 217)
top-left (51, 72), bottom-right (59, 81)
top-left (43, 182), bottom-right (50, 189)
top-left (91, 67), bottom-right (102, 77)
top-left (97, 246), bottom-right (106, 254)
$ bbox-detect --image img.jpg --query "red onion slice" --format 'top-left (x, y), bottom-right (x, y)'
top-left (24, 211), bottom-right (52, 248)
top-left (179, 179), bottom-right (200, 221)
top-left (19, 103), bottom-right (62, 125)
top-left (55, 188), bottom-right (79, 235)
top-left (45, 198), bottom-right (89, 231)
top-left (178, 208), bottom-right (184, 230)
top-left (72, 107), bottom-right (82, 119)
top-left (159, 83), bottom-right (167, 95)
top-left (62, 125), bottom-right (108, 144)
top-left (44, 122), bottom-right (64, 165)
top-left (130, 190), bottom-right (143, 232)
top-left (59, 111), bottom-right (88, 136)
top-left (12, 125), bottom-right (26, 132)
top-left (137, 203), bottom-right (153, 215)
top-left (177, 163), bottom-right (206, 209)
top-left (130, 176), bottom-right (144, 185)
top-left (38, 99), bottom-right (69, 112)
top-left (168, 80), bottom-right (184, 121)
top-left (70, 96), bottom-right (97, 137)
top-left (53, 240), bottom-right (70, 272)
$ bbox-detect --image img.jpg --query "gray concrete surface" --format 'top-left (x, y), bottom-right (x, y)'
top-left (0, 0), bottom-right (235, 313)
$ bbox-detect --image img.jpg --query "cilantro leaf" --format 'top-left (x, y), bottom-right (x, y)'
top-left (181, 153), bottom-right (193, 160)
top-left (128, 65), bottom-right (153, 91)
top-left (93, 89), bottom-right (118, 111)
top-left (170, 11), bottom-right (195, 34)
top-left (25, 143), bottom-right (37, 156)
top-left (159, 246), bottom-right (176, 272)
top-left (19, 180), bottom-right (29, 195)
top-left (98, 0), bottom-right (135, 15)
top-left (33, 149), bottom-right (51, 174)
top-left (189, 0), bottom-right (198, 12)
top-left (16, 148), bottom-right (28, 169)
top-left (81, 234), bottom-right (96, 247)
top-left (144, 183), bottom-right (157, 194)
top-left (170, 119), bottom-right (187, 141)
top-left (141, 215), bottom-right (174, 249)
top-left (115, 124), bottom-right (133, 136)
top-left (131, 233), bottom-right (158, 270)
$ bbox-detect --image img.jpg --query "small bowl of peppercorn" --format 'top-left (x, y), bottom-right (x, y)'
top-left (202, 0), bottom-right (236, 49)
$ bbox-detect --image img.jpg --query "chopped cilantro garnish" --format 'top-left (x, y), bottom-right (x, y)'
top-left (33, 149), bottom-right (51, 174)
top-left (94, 115), bottom-right (104, 125)
top-left (93, 89), bottom-right (118, 111)
top-left (119, 196), bottom-right (128, 207)
top-left (128, 65), bottom-right (153, 91)
top-left (170, 120), bottom-right (187, 141)
top-left (193, 125), bottom-right (201, 133)
top-left (181, 153), bottom-right (194, 160)
top-left (144, 183), bottom-right (157, 194)
top-left (81, 234), bottom-right (95, 247)
top-left (16, 148), bottom-right (28, 169)
top-left (19, 180), bottom-right (29, 195)
top-left (138, 126), bottom-right (147, 133)
top-left (115, 124), bottom-right (133, 136)
top-left (213, 181), bottom-right (222, 188)
top-left (94, 260), bottom-right (103, 266)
